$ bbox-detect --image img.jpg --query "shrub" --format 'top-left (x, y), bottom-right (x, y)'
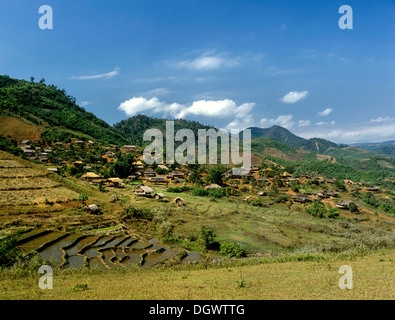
top-left (77, 193), bottom-right (88, 205)
top-left (191, 188), bottom-right (209, 197)
top-left (166, 186), bottom-right (190, 193)
top-left (362, 193), bottom-right (379, 208)
top-left (124, 207), bottom-right (153, 220)
top-left (250, 199), bottom-right (264, 207)
top-left (306, 200), bottom-right (328, 219)
top-left (220, 242), bottom-right (245, 258)
top-left (334, 179), bottom-right (347, 191)
top-left (325, 208), bottom-right (340, 219)
top-left (160, 221), bottom-right (174, 238)
top-left (348, 202), bottom-right (359, 213)
top-left (199, 226), bottom-right (220, 250)
top-left (0, 235), bottom-right (22, 268)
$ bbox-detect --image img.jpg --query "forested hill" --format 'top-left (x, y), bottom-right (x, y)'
top-left (0, 75), bottom-right (127, 145)
top-left (245, 125), bottom-right (341, 153)
top-left (353, 141), bottom-right (395, 156)
top-left (114, 114), bottom-right (216, 146)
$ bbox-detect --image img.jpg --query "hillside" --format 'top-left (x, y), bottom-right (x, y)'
top-left (245, 126), bottom-right (340, 153)
top-left (114, 114), bottom-right (216, 146)
top-left (0, 75), bottom-right (127, 145)
top-left (353, 140), bottom-right (395, 156)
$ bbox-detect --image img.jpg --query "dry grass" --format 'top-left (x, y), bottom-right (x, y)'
top-left (0, 168), bottom-right (45, 178)
top-left (0, 116), bottom-right (42, 142)
top-left (0, 250), bottom-right (393, 300)
top-left (0, 187), bottom-right (79, 206)
top-left (0, 177), bottom-right (60, 191)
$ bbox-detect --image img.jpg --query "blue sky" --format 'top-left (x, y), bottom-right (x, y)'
top-left (1, 0), bottom-right (394, 143)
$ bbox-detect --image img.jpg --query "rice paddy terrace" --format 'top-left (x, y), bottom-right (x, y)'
top-left (0, 150), bottom-right (80, 213)
top-left (16, 228), bottom-right (201, 269)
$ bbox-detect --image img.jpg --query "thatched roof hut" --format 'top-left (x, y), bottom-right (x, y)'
top-left (154, 193), bottom-right (165, 200)
top-left (135, 186), bottom-right (154, 196)
top-left (173, 197), bottom-right (184, 206)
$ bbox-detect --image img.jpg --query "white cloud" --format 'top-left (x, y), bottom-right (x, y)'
top-left (318, 108), bottom-right (333, 117)
top-left (177, 99), bottom-right (235, 118)
top-left (316, 120), bottom-right (335, 126)
top-left (225, 102), bottom-right (256, 131)
top-left (298, 119), bottom-right (311, 127)
top-left (296, 120), bottom-right (395, 144)
top-left (281, 91), bottom-right (309, 104)
top-left (118, 97), bottom-right (176, 117)
top-left (370, 116), bottom-right (390, 123)
top-left (176, 51), bottom-right (243, 71)
top-left (80, 101), bottom-right (92, 107)
top-left (260, 115), bottom-right (295, 129)
top-left (71, 67), bottom-right (120, 80)
top-left (118, 97), bottom-right (256, 131)
top-left (145, 88), bottom-right (171, 96)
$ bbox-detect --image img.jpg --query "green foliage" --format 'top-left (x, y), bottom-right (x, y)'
top-left (124, 207), bottom-right (153, 221)
top-left (236, 272), bottom-right (247, 288)
top-left (199, 226), bottom-right (219, 250)
top-left (250, 199), bottom-right (265, 207)
top-left (205, 165), bottom-right (228, 186)
top-left (191, 187), bottom-right (226, 198)
top-left (66, 165), bottom-right (79, 176)
top-left (0, 135), bottom-right (21, 156)
top-left (348, 202), bottom-right (359, 213)
top-left (114, 114), bottom-right (216, 146)
top-left (306, 200), bottom-right (339, 219)
top-left (166, 186), bottom-right (191, 193)
top-left (334, 179), bottom-right (347, 191)
top-left (40, 129), bottom-right (79, 144)
top-left (0, 75), bottom-right (127, 145)
top-left (191, 188), bottom-right (209, 197)
top-left (362, 193), bottom-right (380, 208)
top-left (77, 193), bottom-right (88, 205)
top-left (73, 282), bottom-right (89, 292)
top-left (220, 242), bottom-right (245, 258)
top-left (0, 235), bottom-right (22, 268)
top-left (109, 153), bottom-right (136, 178)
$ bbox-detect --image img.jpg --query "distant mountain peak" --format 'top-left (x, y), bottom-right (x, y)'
top-left (243, 125), bottom-right (339, 153)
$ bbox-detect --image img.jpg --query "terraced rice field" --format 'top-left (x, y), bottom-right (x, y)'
top-left (16, 229), bottom-right (200, 269)
top-left (0, 151), bottom-right (79, 207)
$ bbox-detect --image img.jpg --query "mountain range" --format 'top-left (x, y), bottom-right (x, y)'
top-left (0, 74), bottom-right (394, 157)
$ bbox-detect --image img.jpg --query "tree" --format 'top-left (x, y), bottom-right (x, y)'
top-left (78, 193), bottom-right (88, 206)
top-left (109, 153), bottom-right (136, 178)
top-left (205, 165), bottom-right (227, 186)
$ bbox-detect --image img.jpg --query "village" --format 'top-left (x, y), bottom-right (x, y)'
top-left (16, 137), bottom-right (383, 214)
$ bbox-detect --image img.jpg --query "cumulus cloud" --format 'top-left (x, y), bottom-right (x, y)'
top-left (318, 108), bottom-right (333, 117)
top-left (225, 102), bottom-right (256, 131)
top-left (370, 116), bottom-right (390, 123)
top-left (281, 91), bottom-right (309, 104)
top-left (316, 121), bottom-right (336, 126)
top-left (118, 97), bottom-right (256, 131)
top-left (260, 115), bottom-right (295, 129)
top-left (298, 119), bottom-right (311, 127)
top-left (118, 97), bottom-right (171, 117)
top-left (71, 67), bottom-right (120, 80)
top-left (296, 120), bottom-right (395, 144)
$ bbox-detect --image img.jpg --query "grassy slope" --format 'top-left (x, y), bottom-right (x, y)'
top-left (1, 249), bottom-right (393, 299)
